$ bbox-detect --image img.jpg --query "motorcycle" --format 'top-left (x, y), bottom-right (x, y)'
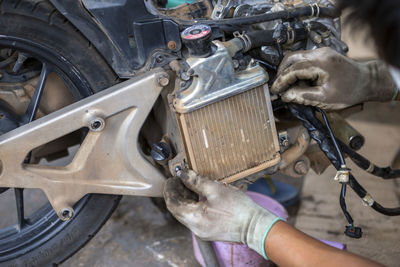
top-left (0, 0), bottom-right (399, 265)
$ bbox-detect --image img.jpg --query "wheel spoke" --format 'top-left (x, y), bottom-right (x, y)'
top-left (22, 63), bottom-right (49, 123)
top-left (14, 188), bottom-right (25, 230)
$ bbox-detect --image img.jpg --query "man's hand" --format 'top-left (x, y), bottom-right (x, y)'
top-left (271, 47), bottom-right (397, 110)
top-left (163, 170), bottom-right (282, 258)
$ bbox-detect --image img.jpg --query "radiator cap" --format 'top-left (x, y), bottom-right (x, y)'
top-left (181, 24), bottom-right (213, 57)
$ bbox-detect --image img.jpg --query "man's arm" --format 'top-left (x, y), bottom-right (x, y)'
top-left (265, 221), bottom-right (381, 267)
top-left (163, 171), bottom-right (382, 266)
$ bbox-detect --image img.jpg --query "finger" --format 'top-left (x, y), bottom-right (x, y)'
top-left (278, 50), bottom-right (309, 73)
top-left (278, 47), bottom-right (333, 74)
top-left (271, 66), bottom-right (324, 94)
top-left (179, 170), bottom-right (219, 198)
top-left (163, 177), bottom-right (200, 217)
top-left (281, 86), bottom-right (324, 105)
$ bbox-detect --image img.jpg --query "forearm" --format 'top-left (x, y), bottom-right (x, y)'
top-left (264, 221), bottom-right (382, 267)
top-left (361, 60), bottom-right (398, 103)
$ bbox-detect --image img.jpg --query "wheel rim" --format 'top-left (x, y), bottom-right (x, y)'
top-left (0, 36), bottom-right (95, 262)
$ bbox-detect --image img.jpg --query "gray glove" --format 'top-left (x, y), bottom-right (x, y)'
top-left (163, 170), bottom-right (283, 259)
top-left (271, 47), bottom-right (397, 110)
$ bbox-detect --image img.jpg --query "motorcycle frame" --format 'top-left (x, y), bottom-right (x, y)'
top-left (50, 0), bottom-right (182, 78)
top-left (0, 69), bottom-right (169, 220)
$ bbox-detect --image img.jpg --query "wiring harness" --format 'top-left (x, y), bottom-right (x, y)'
top-left (288, 104), bottom-right (400, 238)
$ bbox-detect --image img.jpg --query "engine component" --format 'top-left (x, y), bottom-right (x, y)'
top-left (151, 141), bottom-right (171, 164)
top-left (181, 24), bottom-right (214, 57)
top-left (174, 42), bottom-right (267, 112)
top-left (319, 112), bottom-right (364, 151)
top-left (174, 42), bottom-right (280, 182)
top-left (178, 85), bottom-right (280, 183)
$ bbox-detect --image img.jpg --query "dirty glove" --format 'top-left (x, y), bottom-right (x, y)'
top-left (163, 170), bottom-right (283, 259)
top-left (271, 47), bottom-right (397, 110)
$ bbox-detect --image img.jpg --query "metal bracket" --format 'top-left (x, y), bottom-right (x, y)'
top-left (0, 69), bottom-right (168, 219)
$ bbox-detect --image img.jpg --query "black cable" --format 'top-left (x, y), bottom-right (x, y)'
top-left (371, 202), bottom-right (400, 216)
top-left (178, 6), bottom-right (339, 28)
top-left (316, 107), bottom-right (345, 165)
top-left (340, 183), bottom-right (353, 224)
top-left (338, 140), bottom-right (400, 179)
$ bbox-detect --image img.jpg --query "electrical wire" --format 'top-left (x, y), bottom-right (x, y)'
top-left (288, 104), bottom-right (400, 218)
top-left (316, 107), bottom-right (345, 165)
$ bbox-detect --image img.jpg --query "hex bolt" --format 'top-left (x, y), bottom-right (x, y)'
top-left (180, 72), bottom-right (190, 81)
top-left (157, 73), bottom-right (170, 87)
top-left (89, 118), bottom-right (105, 132)
top-left (294, 160), bottom-right (309, 175)
top-left (59, 207), bottom-right (74, 221)
top-left (175, 166), bottom-right (182, 177)
top-left (151, 142), bottom-right (171, 164)
top-left (232, 60), bottom-right (239, 69)
top-left (186, 68), bottom-right (194, 76)
top-left (167, 40), bottom-right (177, 50)
top-left (155, 55), bottom-right (164, 63)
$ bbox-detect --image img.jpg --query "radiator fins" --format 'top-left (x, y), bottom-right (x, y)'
top-left (179, 86), bottom-right (280, 182)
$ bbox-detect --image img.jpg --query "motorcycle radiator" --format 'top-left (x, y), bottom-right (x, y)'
top-left (178, 85), bottom-right (281, 183)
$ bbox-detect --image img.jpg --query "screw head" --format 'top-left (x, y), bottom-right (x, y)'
top-left (157, 74), bottom-right (170, 87)
top-left (89, 118), bottom-right (105, 132)
top-left (155, 55), bottom-right (164, 63)
top-left (59, 207), bottom-right (74, 221)
top-left (186, 68), bottom-right (194, 76)
top-left (167, 40), bottom-right (177, 50)
top-left (294, 160), bottom-right (308, 175)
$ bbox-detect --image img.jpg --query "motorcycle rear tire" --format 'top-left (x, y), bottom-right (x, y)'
top-left (0, 0), bottom-right (122, 265)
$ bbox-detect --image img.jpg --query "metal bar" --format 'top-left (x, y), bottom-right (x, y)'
top-left (0, 69), bottom-right (168, 219)
top-left (14, 188), bottom-right (25, 230)
top-left (22, 63), bottom-right (48, 123)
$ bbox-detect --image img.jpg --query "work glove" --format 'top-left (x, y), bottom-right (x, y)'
top-left (271, 47), bottom-right (397, 110)
top-left (163, 170), bottom-right (283, 259)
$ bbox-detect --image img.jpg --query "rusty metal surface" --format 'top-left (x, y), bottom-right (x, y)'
top-left (0, 69), bottom-right (168, 219)
top-left (179, 85), bottom-right (280, 182)
top-left (162, 0), bottom-right (213, 20)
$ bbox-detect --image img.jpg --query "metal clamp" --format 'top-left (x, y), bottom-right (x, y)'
top-left (233, 31), bottom-right (252, 52)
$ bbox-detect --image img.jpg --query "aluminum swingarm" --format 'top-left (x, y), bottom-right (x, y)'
top-left (0, 69), bottom-right (169, 220)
